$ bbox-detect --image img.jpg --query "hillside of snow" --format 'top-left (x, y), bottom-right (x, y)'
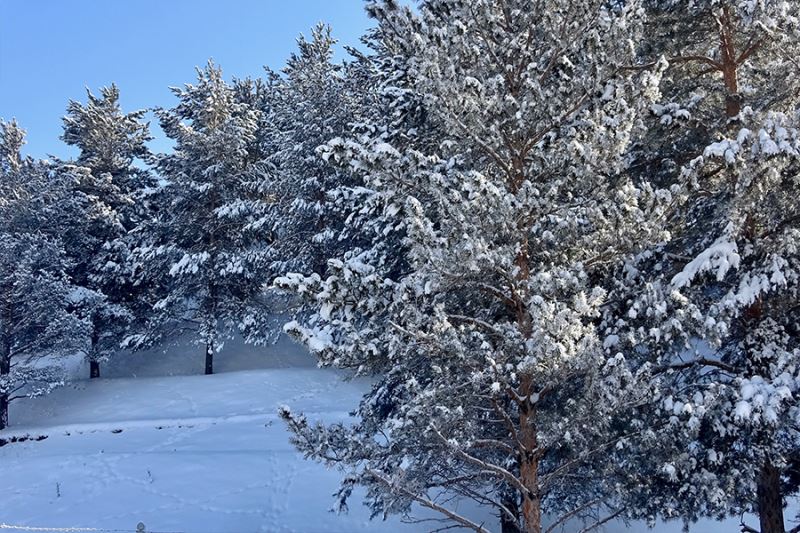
top-left (0, 337), bottom-right (779, 533)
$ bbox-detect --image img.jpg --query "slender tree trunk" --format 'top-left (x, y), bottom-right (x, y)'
top-left (519, 404), bottom-right (541, 533)
top-left (518, 374), bottom-right (541, 533)
top-left (90, 360), bottom-right (101, 379)
top-left (205, 336), bottom-right (214, 375)
top-left (0, 390), bottom-right (7, 431)
top-left (520, 457), bottom-right (541, 533)
top-left (89, 328), bottom-right (100, 379)
top-left (0, 343), bottom-right (10, 431)
top-left (205, 227), bottom-right (218, 376)
top-left (757, 461), bottom-right (786, 533)
top-left (718, 5), bottom-right (741, 119)
top-left (512, 220), bottom-right (540, 533)
top-left (206, 183), bottom-right (219, 377)
top-left (204, 293), bottom-right (217, 376)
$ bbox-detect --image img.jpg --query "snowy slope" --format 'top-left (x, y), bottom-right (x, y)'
top-left (1, 367), bottom-right (435, 533)
top-left (0, 340), bottom-right (778, 533)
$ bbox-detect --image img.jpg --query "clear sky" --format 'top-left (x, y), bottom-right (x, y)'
top-left (0, 0), bottom-right (374, 159)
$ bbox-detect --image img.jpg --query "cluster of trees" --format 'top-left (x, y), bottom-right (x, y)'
top-left (0, 24), bottom-right (367, 421)
top-left (2, 1), bottom-right (799, 533)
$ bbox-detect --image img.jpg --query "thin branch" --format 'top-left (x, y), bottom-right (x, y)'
top-left (540, 428), bottom-right (645, 492)
top-left (654, 358), bottom-right (738, 375)
top-left (433, 426), bottom-right (530, 498)
top-left (476, 283), bottom-right (517, 308)
top-left (545, 497), bottom-right (604, 533)
top-left (469, 438), bottom-right (516, 455)
top-left (740, 522), bottom-right (760, 533)
top-left (491, 396), bottom-right (526, 452)
top-left (578, 508), bottom-right (626, 533)
top-left (736, 37), bottom-right (765, 64)
top-left (366, 468), bottom-right (492, 533)
top-left (621, 55), bottom-right (722, 71)
top-left (447, 314), bottom-right (504, 338)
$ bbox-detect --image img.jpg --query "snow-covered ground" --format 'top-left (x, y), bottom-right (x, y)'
top-left (0, 337), bottom-right (776, 532)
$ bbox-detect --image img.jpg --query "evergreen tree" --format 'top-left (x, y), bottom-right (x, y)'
top-left (0, 120), bottom-right (85, 429)
top-left (266, 24), bottom-right (378, 276)
top-left (131, 62), bottom-right (274, 375)
top-left (604, 2), bottom-right (800, 532)
top-left (58, 85), bottom-right (155, 378)
top-left (278, 1), bottom-right (669, 531)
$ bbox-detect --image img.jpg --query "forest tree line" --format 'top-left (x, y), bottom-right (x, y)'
top-left (1, 1), bottom-right (799, 533)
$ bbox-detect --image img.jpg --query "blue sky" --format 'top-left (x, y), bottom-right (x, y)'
top-left (0, 0), bottom-right (374, 159)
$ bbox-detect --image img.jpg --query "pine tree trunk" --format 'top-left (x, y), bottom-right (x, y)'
top-left (205, 340), bottom-right (214, 375)
top-left (519, 376), bottom-right (541, 533)
top-left (205, 260), bottom-right (218, 376)
top-left (757, 461), bottom-right (786, 533)
top-left (513, 232), bottom-right (540, 533)
top-left (519, 442), bottom-right (541, 533)
top-left (204, 318), bottom-right (215, 375)
top-left (89, 328), bottom-right (100, 379)
top-left (0, 391), bottom-right (7, 431)
top-left (207, 185), bottom-right (218, 377)
top-left (718, 5), bottom-right (741, 119)
top-left (0, 343), bottom-right (10, 430)
top-left (520, 456), bottom-right (541, 533)
top-left (90, 360), bottom-right (100, 379)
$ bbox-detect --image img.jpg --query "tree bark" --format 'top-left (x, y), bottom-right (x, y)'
top-left (757, 461), bottom-right (786, 533)
top-left (89, 327), bottom-right (100, 379)
top-left (0, 343), bottom-right (10, 430)
top-left (205, 339), bottom-right (214, 375)
top-left (518, 374), bottom-right (541, 533)
top-left (520, 456), bottom-right (541, 533)
top-left (513, 217), bottom-right (540, 533)
top-left (0, 391), bottom-right (7, 431)
top-left (519, 407), bottom-right (541, 533)
top-left (718, 5), bottom-right (741, 119)
top-left (90, 360), bottom-right (101, 379)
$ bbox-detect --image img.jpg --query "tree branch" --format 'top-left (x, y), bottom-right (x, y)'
top-left (544, 497), bottom-right (604, 533)
top-left (622, 55), bottom-right (722, 71)
top-left (366, 468), bottom-right (492, 533)
top-left (654, 358), bottom-right (738, 375)
top-left (740, 522), bottom-right (760, 533)
top-left (578, 508), bottom-right (625, 533)
top-left (432, 426), bottom-right (530, 498)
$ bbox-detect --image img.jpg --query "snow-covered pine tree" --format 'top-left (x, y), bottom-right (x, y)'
top-left (0, 120), bottom-right (86, 429)
top-left (266, 24), bottom-right (377, 276)
top-left (58, 85), bottom-right (155, 378)
top-left (603, 2), bottom-right (800, 532)
top-left (131, 62), bottom-right (274, 375)
top-left (278, 1), bottom-right (670, 531)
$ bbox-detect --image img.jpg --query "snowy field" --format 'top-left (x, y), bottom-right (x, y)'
top-left (0, 338), bottom-right (777, 532)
